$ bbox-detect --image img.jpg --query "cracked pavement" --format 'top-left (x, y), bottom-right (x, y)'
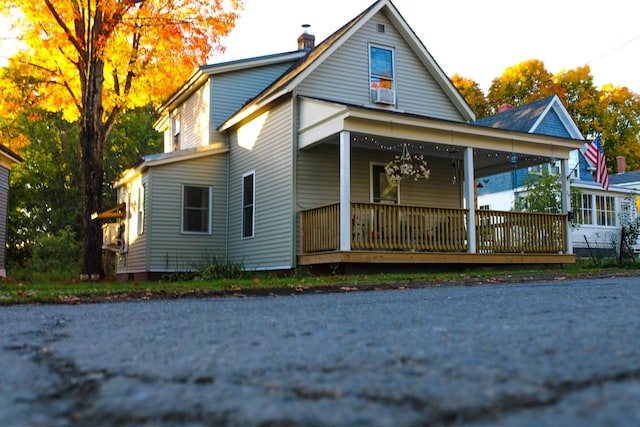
top-left (1, 276), bottom-right (640, 426)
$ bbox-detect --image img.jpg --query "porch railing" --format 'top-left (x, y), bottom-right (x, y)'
top-left (475, 209), bottom-right (566, 253)
top-left (351, 203), bottom-right (468, 251)
top-left (300, 203), bottom-right (568, 255)
top-left (300, 203), bottom-right (340, 253)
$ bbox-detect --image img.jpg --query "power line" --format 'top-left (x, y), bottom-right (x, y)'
top-left (585, 34), bottom-right (640, 65)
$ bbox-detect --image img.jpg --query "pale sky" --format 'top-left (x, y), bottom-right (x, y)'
top-left (1, 0), bottom-right (638, 94)
top-left (214, 0), bottom-right (640, 93)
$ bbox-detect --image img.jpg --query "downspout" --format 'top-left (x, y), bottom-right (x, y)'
top-left (291, 89), bottom-right (299, 268)
top-left (225, 133), bottom-right (230, 263)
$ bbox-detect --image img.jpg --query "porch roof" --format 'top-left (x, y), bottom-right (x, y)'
top-left (113, 144), bottom-right (229, 188)
top-left (297, 97), bottom-right (584, 178)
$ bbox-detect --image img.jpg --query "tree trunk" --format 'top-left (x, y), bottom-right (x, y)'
top-left (80, 125), bottom-right (104, 278)
top-left (79, 53), bottom-right (107, 279)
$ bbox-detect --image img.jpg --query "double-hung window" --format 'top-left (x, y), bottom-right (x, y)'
top-left (572, 193), bottom-right (617, 226)
top-left (572, 193), bottom-right (593, 225)
top-left (137, 184), bottom-right (145, 235)
top-left (595, 195), bottom-right (616, 226)
top-left (182, 185), bottom-right (211, 234)
top-left (242, 172), bottom-right (255, 238)
top-left (172, 114), bottom-right (181, 151)
top-left (369, 45), bottom-right (395, 104)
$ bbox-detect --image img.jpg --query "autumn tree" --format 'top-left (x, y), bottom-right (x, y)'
top-left (474, 60), bottom-right (640, 174)
top-left (1, 0), bottom-right (242, 278)
top-left (554, 65), bottom-right (601, 137)
top-left (555, 67), bottom-right (640, 170)
top-left (451, 74), bottom-right (490, 119)
top-left (598, 85), bottom-right (640, 171)
top-left (487, 59), bottom-right (563, 111)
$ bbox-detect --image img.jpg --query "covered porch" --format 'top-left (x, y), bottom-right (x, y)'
top-left (299, 202), bottom-right (574, 265)
top-left (295, 98), bottom-right (582, 267)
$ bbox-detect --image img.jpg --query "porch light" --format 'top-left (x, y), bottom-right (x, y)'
top-left (449, 149), bottom-right (461, 185)
top-left (510, 153), bottom-right (518, 169)
top-left (385, 144), bottom-right (430, 185)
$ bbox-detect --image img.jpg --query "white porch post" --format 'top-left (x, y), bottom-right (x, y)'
top-left (561, 158), bottom-right (573, 254)
top-left (464, 147), bottom-right (477, 253)
top-left (339, 131), bottom-right (351, 251)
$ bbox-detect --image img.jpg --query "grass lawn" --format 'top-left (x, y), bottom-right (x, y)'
top-left (2, 262), bottom-right (639, 306)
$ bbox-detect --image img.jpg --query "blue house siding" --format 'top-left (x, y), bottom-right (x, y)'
top-left (477, 169), bottom-right (517, 196)
top-left (577, 151), bottom-right (595, 182)
top-left (535, 110), bottom-right (571, 138)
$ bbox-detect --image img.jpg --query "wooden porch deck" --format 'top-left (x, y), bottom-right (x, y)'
top-left (298, 251), bottom-right (575, 265)
top-left (299, 202), bottom-right (575, 266)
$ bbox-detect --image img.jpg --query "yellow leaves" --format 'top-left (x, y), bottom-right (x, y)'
top-left (1, 0), bottom-right (243, 122)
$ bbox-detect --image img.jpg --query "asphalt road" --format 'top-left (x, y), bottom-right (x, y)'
top-left (1, 276), bottom-right (639, 426)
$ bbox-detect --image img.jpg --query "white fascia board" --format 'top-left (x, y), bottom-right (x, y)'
top-left (200, 51), bottom-right (306, 76)
top-left (218, 88), bottom-right (290, 132)
top-left (113, 145), bottom-right (229, 188)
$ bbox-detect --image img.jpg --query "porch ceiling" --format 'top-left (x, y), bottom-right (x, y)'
top-left (297, 98), bottom-right (583, 178)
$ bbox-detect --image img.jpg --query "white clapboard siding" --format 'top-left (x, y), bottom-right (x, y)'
top-left (297, 144), bottom-right (341, 210)
top-left (0, 167), bottom-right (9, 273)
top-left (175, 81), bottom-right (210, 150)
top-left (297, 11), bottom-right (465, 122)
top-left (140, 154), bottom-right (229, 272)
top-left (120, 174), bottom-right (148, 273)
top-left (297, 142), bottom-right (460, 208)
top-left (210, 62), bottom-right (299, 144)
top-left (227, 101), bottom-right (294, 270)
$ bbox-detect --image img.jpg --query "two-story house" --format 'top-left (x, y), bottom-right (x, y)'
top-left (104, 0), bottom-right (583, 280)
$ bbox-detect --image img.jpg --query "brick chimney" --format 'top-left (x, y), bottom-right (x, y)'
top-left (498, 103), bottom-right (513, 113)
top-left (616, 156), bottom-right (626, 173)
top-left (297, 24), bottom-right (315, 50)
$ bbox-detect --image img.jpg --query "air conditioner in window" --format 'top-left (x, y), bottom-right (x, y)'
top-left (372, 87), bottom-right (395, 105)
top-left (102, 223), bottom-right (123, 252)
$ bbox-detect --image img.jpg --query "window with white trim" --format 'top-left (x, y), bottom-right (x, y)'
top-left (182, 185), bottom-right (211, 234)
top-left (572, 193), bottom-right (593, 225)
top-left (137, 184), bottom-right (145, 235)
top-left (172, 114), bottom-right (181, 151)
top-left (371, 164), bottom-right (398, 204)
top-left (242, 172), bottom-right (255, 238)
top-left (596, 195), bottom-right (616, 226)
top-left (369, 45), bottom-right (395, 104)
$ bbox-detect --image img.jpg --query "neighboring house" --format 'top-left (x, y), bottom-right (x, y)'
top-left (103, 0), bottom-right (583, 280)
top-left (476, 96), bottom-right (639, 258)
top-left (0, 145), bottom-right (23, 277)
top-left (475, 95), bottom-right (583, 211)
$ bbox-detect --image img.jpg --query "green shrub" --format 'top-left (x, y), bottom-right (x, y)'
top-left (162, 256), bottom-right (245, 282)
top-left (10, 227), bottom-right (80, 281)
top-left (193, 256), bottom-right (245, 281)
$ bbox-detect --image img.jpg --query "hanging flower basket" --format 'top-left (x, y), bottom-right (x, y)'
top-left (385, 145), bottom-right (430, 185)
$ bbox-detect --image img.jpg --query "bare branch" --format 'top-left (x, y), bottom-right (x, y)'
top-left (43, 0), bottom-right (87, 63)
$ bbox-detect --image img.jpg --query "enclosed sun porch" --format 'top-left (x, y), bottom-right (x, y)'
top-left (296, 98), bottom-right (583, 267)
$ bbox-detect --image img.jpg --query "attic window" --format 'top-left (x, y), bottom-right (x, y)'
top-left (369, 45), bottom-right (395, 104)
top-left (172, 115), bottom-right (181, 151)
top-left (377, 23), bottom-right (385, 33)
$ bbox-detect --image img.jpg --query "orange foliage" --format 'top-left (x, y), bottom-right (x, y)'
top-left (1, 0), bottom-right (243, 122)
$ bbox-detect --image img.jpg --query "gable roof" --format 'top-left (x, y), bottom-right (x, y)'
top-left (474, 95), bottom-right (584, 140)
top-left (155, 50), bottom-right (307, 129)
top-left (219, 0), bottom-right (475, 131)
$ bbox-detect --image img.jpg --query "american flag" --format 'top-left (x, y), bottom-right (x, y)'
top-left (584, 135), bottom-right (609, 190)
